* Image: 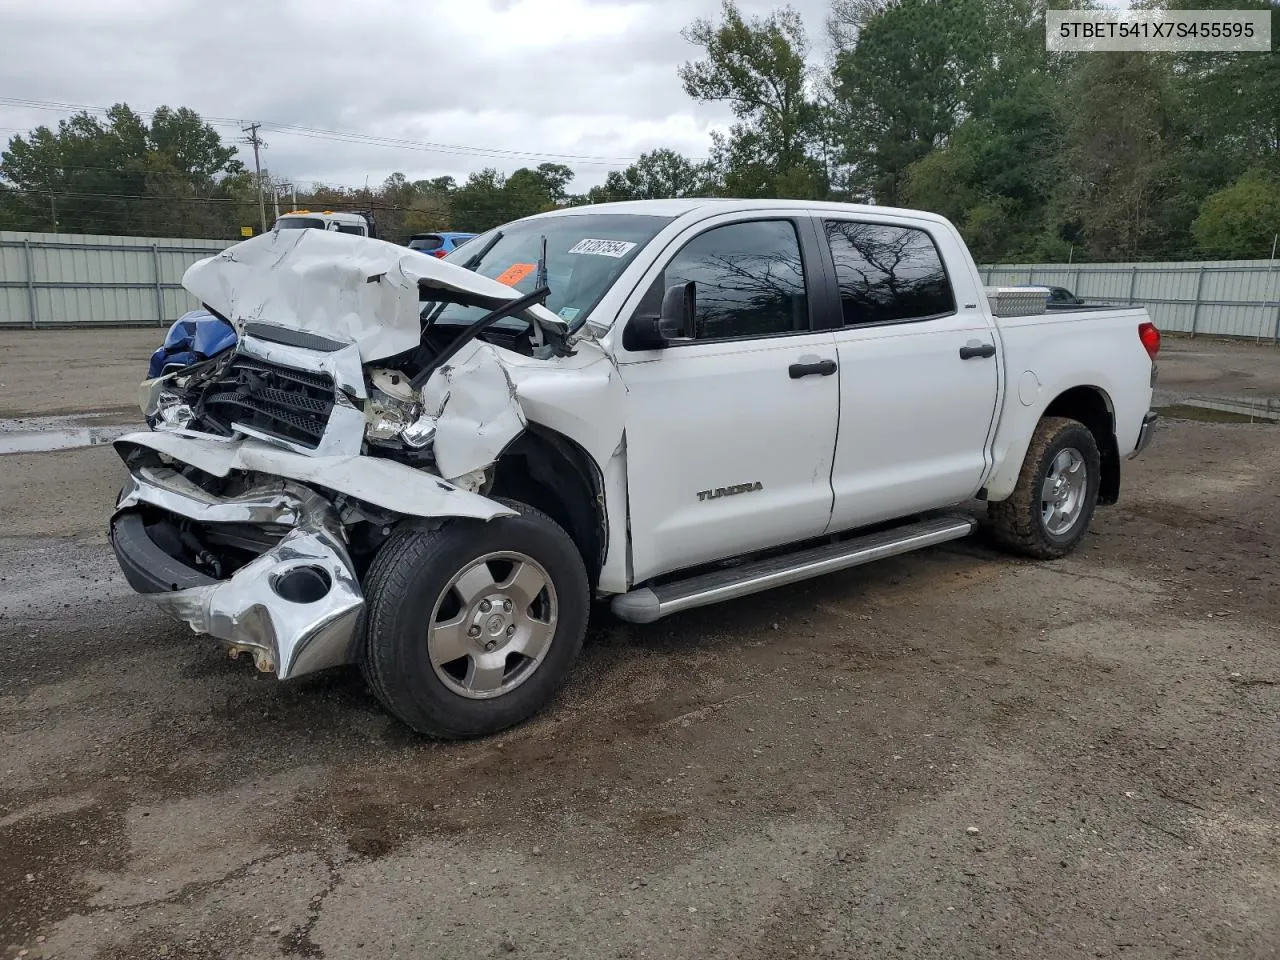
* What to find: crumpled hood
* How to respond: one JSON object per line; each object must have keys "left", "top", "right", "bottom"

{"left": 182, "top": 228, "right": 569, "bottom": 362}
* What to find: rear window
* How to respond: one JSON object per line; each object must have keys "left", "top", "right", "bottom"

{"left": 409, "top": 235, "right": 443, "bottom": 251}
{"left": 823, "top": 220, "right": 956, "bottom": 326}
{"left": 275, "top": 217, "right": 325, "bottom": 231}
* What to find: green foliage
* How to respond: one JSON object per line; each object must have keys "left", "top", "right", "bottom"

{"left": 586, "top": 149, "right": 716, "bottom": 202}
{"left": 679, "top": 1, "right": 828, "bottom": 198}
{"left": 447, "top": 163, "right": 579, "bottom": 233}
{"left": 1193, "top": 169, "right": 1280, "bottom": 259}
{"left": 0, "top": 103, "right": 246, "bottom": 237}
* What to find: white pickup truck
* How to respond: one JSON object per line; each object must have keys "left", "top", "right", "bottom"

{"left": 108, "top": 199, "right": 1160, "bottom": 738}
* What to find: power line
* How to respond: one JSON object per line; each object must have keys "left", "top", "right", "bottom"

{"left": 3, "top": 185, "right": 410, "bottom": 209}
{"left": 0, "top": 95, "right": 695, "bottom": 166}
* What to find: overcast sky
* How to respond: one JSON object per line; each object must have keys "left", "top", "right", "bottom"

{"left": 0, "top": 0, "right": 837, "bottom": 193}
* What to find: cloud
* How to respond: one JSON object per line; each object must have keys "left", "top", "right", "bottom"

{"left": 0, "top": 0, "right": 833, "bottom": 191}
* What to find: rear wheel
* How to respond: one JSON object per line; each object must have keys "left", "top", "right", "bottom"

{"left": 360, "top": 500, "right": 589, "bottom": 739}
{"left": 987, "top": 416, "right": 1101, "bottom": 560}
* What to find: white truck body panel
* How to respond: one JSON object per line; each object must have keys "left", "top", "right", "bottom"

{"left": 582, "top": 199, "right": 1154, "bottom": 585}
{"left": 982, "top": 306, "right": 1154, "bottom": 500}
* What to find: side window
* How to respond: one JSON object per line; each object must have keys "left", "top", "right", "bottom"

{"left": 664, "top": 220, "right": 809, "bottom": 341}
{"left": 336, "top": 224, "right": 365, "bottom": 236}
{"left": 823, "top": 220, "right": 955, "bottom": 326}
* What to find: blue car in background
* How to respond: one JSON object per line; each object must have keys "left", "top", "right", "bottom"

{"left": 407, "top": 231, "right": 477, "bottom": 258}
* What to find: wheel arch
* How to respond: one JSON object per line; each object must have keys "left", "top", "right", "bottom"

{"left": 487, "top": 424, "right": 607, "bottom": 591}
{"left": 1041, "top": 385, "right": 1120, "bottom": 505}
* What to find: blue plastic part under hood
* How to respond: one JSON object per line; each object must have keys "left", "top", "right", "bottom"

{"left": 147, "top": 310, "right": 238, "bottom": 379}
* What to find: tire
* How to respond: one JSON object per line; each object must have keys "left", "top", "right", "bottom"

{"left": 987, "top": 416, "right": 1101, "bottom": 560}
{"left": 360, "top": 499, "right": 589, "bottom": 739}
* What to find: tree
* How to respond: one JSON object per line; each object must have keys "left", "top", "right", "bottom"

{"left": 679, "top": 1, "right": 827, "bottom": 198}
{"left": 1055, "top": 52, "right": 1178, "bottom": 260}
{"left": 0, "top": 103, "right": 243, "bottom": 237}
{"left": 1193, "top": 169, "right": 1280, "bottom": 259}
{"left": 831, "top": 0, "right": 1030, "bottom": 205}
{"left": 449, "top": 165, "right": 577, "bottom": 232}
{"left": 901, "top": 74, "right": 1061, "bottom": 262}
{"left": 587, "top": 149, "right": 714, "bottom": 202}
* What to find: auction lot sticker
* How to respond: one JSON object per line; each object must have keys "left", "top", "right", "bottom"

{"left": 569, "top": 239, "right": 637, "bottom": 258}
{"left": 1047, "top": 9, "right": 1271, "bottom": 52}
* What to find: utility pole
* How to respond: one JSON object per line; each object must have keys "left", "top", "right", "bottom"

{"left": 49, "top": 193, "right": 57, "bottom": 234}
{"left": 275, "top": 181, "right": 294, "bottom": 220}
{"left": 241, "top": 122, "right": 267, "bottom": 233}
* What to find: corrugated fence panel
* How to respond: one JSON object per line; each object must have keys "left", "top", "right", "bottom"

{"left": 3, "top": 231, "right": 1279, "bottom": 339}
{"left": 0, "top": 230, "right": 234, "bottom": 327}
{"left": 981, "top": 259, "right": 1280, "bottom": 341}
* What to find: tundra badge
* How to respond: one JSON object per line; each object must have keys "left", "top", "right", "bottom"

{"left": 697, "top": 482, "right": 763, "bottom": 502}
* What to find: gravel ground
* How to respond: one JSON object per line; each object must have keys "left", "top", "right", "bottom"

{"left": 0, "top": 331, "right": 1277, "bottom": 960}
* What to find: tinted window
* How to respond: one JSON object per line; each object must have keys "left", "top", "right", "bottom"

{"left": 274, "top": 217, "right": 325, "bottom": 230}
{"left": 823, "top": 220, "right": 955, "bottom": 326}
{"left": 336, "top": 223, "right": 365, "bottom": 235}
{"left": 664, "top": 220, "right": 808, "bottom": 340}
{"left": 410, "top": 235, "right": 443, "bottom": 251}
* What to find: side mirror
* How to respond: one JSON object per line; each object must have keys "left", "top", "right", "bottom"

{"left": 623, "top": 281, "right": 695, "bottom": 351}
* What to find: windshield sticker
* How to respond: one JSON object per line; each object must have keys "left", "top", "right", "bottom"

{"left": 558, "top": 307, "right": 581, "bottom": 321}
{"left": 494, "top": 263, "right": 536, "bottom": 287}
{"left": 568, "top": 239, "right": 637, "bottom": 258}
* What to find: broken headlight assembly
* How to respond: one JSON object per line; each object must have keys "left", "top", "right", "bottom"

{"left": 364, "top": 371, "right": 437, "bottom": 452}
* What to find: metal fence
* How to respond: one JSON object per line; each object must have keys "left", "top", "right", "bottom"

{"left": 0, "top": 230, "right": 235, "bottom": 328}
{"left": 3, "top": 229, "right": 1280, "bottom": 339}
{"left": 981, "top": 259, "right": 1280, "bottom": 342}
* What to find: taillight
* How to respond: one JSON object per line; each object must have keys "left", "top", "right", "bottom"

{"left": 1138, "top": 321, "right": 1160, "bottom": 361}
{"left": 432, "top": 249, "right": 447, "bottom": 258}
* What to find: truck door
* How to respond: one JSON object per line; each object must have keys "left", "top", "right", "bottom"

{"left": 815, "top": 215, "right": 1000, "bottom": 533}
{"left": 612, "top": 214, "right": 840, "bottom": 584}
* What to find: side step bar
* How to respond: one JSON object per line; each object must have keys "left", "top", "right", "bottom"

{"left": 610, "top": 514, "right": 976, "bottom": 624}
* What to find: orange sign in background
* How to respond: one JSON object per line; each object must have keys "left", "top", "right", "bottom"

{"left": 494, "top": 263, "right": 536, "bottom": 287}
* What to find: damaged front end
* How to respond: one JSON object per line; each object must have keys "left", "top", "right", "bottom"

{"left": 110, "top": 228, "right": 572, "bottom": 680}
{"left": 111, "top": 463, "right": 363, "bottom": 677}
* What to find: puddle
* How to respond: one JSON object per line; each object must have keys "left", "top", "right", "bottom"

{"left": 1156, "top": 397, "right": 1280, "bottom": 424}
{"left": 0, "top": 414, "right": 138, "bottom": 455}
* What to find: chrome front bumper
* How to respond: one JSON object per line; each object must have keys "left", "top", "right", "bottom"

{"left": 109, "top": 464, "right": 364, "bottom": 679}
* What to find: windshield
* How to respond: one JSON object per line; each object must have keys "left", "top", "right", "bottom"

{"left": 427, "top": 213, "right": 673, "bottom": 333}
{"left": 275, "top": 217, "right": 325, "bottom": 230}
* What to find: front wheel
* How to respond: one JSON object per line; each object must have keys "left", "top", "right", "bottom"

{"left": 987, "top": 416, "right": 1101, "bottom": 560}
{"left": 360, "top": 500, "right": 589, "bottom": 739}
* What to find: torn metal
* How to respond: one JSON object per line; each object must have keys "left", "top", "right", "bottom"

{"left": 419, "top": 339, "right": 528, "bottom": 481}
{"left": 113, "top": 465, "right": 363, "bottom": 679}
{"left": 113, "top": 431, "right": 517, "bottom": 522}
{"left": 182, "top": 227, "right": 569, "bottom": 363}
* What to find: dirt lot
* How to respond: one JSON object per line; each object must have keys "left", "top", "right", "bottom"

{"left": 1, "top": 331, "right": 1277, "bottom": 960}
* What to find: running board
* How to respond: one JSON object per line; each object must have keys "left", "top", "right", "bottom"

{"left": 610, "top": 514, "right": 976, "bottom": 624}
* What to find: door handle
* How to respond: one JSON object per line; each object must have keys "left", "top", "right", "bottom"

{"left": 959, "top": 341, "right": 996, "bottom": 360}
{"left": 789, "top": 359, "right": 837, "bottom": 378}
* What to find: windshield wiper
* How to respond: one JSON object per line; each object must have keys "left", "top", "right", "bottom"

{"left": 535, "top": 235, "right": 548, "bottom": 290}
{"left": 461, "top": 230, "right": 502, "bottom": 271}
{"left": 410, "top": 286, "right": 552, "bottom": 390}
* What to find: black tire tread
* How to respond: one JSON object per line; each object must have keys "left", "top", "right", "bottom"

{"left": 987, "top": 416, "right": 1099, "bottom": 560}
{"left": 359, "top": 498, "right": 589, "bottom": 739}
